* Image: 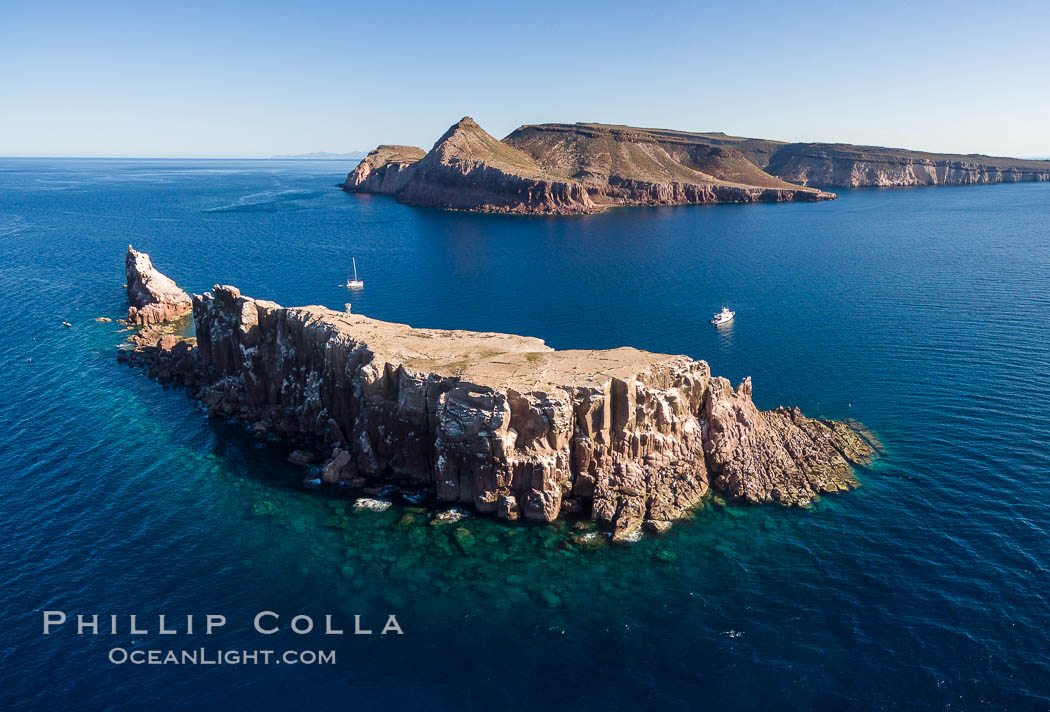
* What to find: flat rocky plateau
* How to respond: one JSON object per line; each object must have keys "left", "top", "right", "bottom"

{"left": 341, "top": 118, "right": 834, "bottom": 214}
{"left": 120, "top": 249, "right": 877, "bottom": 541}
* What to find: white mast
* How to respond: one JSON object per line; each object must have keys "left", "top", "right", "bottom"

{"left": 346, "top": 257, "right": 363, "bottom": 289}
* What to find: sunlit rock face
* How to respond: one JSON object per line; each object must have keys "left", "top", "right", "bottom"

{"left": 125, "top": 246, "right": 192, "bottom": 325}
{"left": 155, "top": 284, "right": 874, "bottom": 539}
{"left": 765, "top": 144, "right": 1050, "bottom": 188}
{"left": 341, "top": 118, "right": 834, "bottom": 215}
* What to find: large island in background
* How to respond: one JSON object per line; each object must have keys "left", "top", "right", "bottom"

{"left": 341, "top": 117, "right": 835, "bottom": 214}
{"left": 341, "top": 117, "right": 1050, "bottom": 215}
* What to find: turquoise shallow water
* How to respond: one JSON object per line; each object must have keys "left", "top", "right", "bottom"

{"left": 1, "top": 158, "right": 1049, "bottom": 710}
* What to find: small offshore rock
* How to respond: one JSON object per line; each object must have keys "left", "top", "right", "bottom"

{"left": 431, "top": 508, "right": 469, "bottom": 526}
{"left": 321, "top": 448, "right": 352, "bottom": 483}
{"left": 571, "top": 531, "right": 605, "bottom": 549}
{"left": 351, "top": 497, "right": 392, "bottom": 513}
{"left": 611, "top": 528, "right": 643, "bottom": 545}
{"left": 95, "top": 317, "right": 113, "bottom": 323}
{"left": 644, "top": 520, "right": 673, "bottom": 535}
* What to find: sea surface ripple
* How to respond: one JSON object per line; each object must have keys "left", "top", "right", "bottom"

{"left": 1, "top": 158, "right": 1048, "bottom": 710}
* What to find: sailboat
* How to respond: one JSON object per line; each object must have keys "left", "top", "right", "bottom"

{"left": 345, "top": 257, "right": 364, "bottom": 290}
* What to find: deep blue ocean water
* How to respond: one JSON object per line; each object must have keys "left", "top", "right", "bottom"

{"left": 1, "top": 158, "right": 1048, "bottom": 711}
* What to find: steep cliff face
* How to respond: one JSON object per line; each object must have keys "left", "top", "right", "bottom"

{"left": 122, "top": 282, "right": 878, "bottom": 538}
{"left": 124, "top": 246, "right": 192, "bottom": 325}
{"left": 765, "top": 143, "right": 1050, "bottom": 188}
{"left": 339, "top": 145, "right": 424, "bottom": 193}
{"left": 395, "top": 117, "right": 598, "bottom": 213}
{"left": 341, "top": 118, "right": 833, "bottom": 214}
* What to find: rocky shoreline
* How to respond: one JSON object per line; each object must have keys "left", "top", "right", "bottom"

{"left": 119, "top": 249, "right": 877, "bottom": 541}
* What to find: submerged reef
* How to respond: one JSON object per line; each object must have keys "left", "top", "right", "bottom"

{"left": 119, "top": 252, "right": 876, "bottom": 541}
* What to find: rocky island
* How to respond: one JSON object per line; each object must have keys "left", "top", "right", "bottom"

{"left": 121, "top": 250, "right": 877, "bottom": 540}
{"left": 343, "top": 119, "right": 1050, "bottom": 214}
{"left": 341, "top": 118, "right": 834, "bottom": 214}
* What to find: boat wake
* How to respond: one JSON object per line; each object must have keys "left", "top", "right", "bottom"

{"left": 203, "top": 189, "right": 323, "bottom": 213}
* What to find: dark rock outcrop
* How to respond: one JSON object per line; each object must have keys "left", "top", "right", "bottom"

{"left": 125, "top": 278, "right": 876, "bottom": 539}
{"left": 341, "top": 118, "right": 834, "bottom": 215}
{"left": 125, "top": 246, "right": 192, "bottom": 325}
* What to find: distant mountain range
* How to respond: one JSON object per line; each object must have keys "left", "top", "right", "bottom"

{"left": 271, "top": 151, "right": 367, "bottom": 160}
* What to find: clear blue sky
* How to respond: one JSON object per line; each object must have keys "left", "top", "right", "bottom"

{"left": 3, "top": 0, "right": 1048, "bottom": 158}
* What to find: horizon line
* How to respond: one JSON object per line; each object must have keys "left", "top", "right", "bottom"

{"left": 0, "top": 155, "right": 366, "bottom": 161}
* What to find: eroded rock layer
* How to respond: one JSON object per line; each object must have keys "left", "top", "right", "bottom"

{"left": 131, "top": 280, "right": 875, "bottom": 538}
{"left": 764, "top": 143, "right": 1050, "bottom": 188}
